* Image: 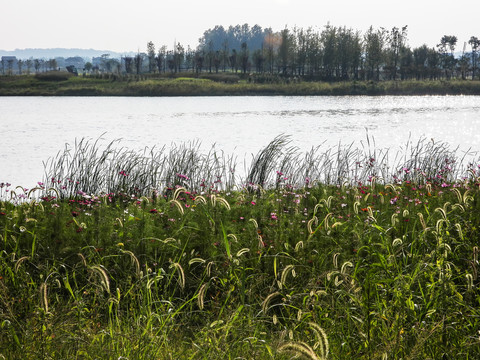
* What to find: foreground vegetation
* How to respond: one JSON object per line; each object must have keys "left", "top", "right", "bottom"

{"left": 2, "top": 73, "right": 480, "bottom": 96}
{"left": 1, "top": 137, "right": 480, "bottom": 359}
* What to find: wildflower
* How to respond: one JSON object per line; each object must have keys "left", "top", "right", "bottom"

{"left": 251, "top": 201, "right": 256, "bottom": 205}
{"left": 149, "top": 208, "right": 158, "bottom": 214}
{"left": 270, "top": 212, "right": 278, "bottom": 220}
{"left": 176, "top": 173, "right": 190, "bottom": 180}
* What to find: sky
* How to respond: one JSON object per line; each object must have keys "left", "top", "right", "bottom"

{"left": 2, "top": 0, "right": 479, "bottom": 54}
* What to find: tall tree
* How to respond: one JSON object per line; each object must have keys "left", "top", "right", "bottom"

{"left": 147, "top": 41, "right": 156, "bottom": 73}
{"left": 48, "top": 58, "right": 58, "bottom": 71}
{"left": 221, "top": 39, "right": 229, "bottom": 72}
{"left": 240, "top": 42, "right": 249, "bottom": 74}
{"left": 386, "top": 26, "right": 408, "bottom": 80}
{"left": 34, "top": 59, "right": 42, "bottom": 73}
{"left": 229, "top": 49, "right": 237, "bottom": 73}
{"left": 84, "top": 61, "right": 93, "bottom": 73}
{"left": 295, "top": 27, "right": 308, "bottom": 76}
{"left": 25, "top": 59, "right": 33, "bottom": 75}
{"left": 17, "top": 59, "right": 23, "bottom": 75}
{"left": 195, "top": 50, "right": 205, "bottom": 73}
{"left": 134, "top": 53, "right": 143, "bottom": 75}
{"left": 336, "top": 26, "right": 362, "bottom": 80}
{"left": 278, "top": 28, "right": 294, "bottom": 75}
{"left": 206, "top": 40, "right": 214, "bottom": 73}
{"left": 427, "top": 47, "right": 441, "bottom": 80}
{"left": 123, "top": 57, "right": 134, "bottom": 74}
{"left": 252, "top": 48, "right": 265, "bottom": 73}
{"left": 264, "top": 29, "right": 280, "bottom": 74}
{"left": 413, "top": 45, "right": 428, "bottom": 80}
{"left": 156, "top": 46, "right": 167, "bottom": 73}
{"left": 438, "top": 35, "right": 457, "bottom": 79}
{"left": 364, "top": 26, "right": 386, "bottom": 81}
{"left": 184, "top": 46, "right": 194, "bottom": 72}
{"left": 174, "top": 42, "right": 184, "bottom": 73}
{"left": 305, "top": 28, "right": 322, "bottom": 77}
{"left": 6, "top": 59, "right": 14, "bottom": 75}
{"left": 469, "top": 36, "right": 480, "bottom": 80}
{"left": 399, "top": 46, "right": 413, "bottom": 80}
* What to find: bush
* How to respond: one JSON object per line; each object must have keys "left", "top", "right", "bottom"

{"left": 35, "top": 71, "right": 74, "bottom": 81}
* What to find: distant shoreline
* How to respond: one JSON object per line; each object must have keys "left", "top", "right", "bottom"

{"left": 1, "top": 73, "right": 480, "bottom": 96}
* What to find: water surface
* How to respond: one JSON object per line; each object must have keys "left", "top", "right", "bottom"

{"left": 1, "top": 95, "right": 479, "bottom": 188}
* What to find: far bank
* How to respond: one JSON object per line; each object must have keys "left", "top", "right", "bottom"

{"left": 1, "top": 73, "right": 480, "bottom": 96}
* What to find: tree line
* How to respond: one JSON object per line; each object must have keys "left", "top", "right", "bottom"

{"left": 127, "top": 24, "right": 480, "bottom": 81}
{"left": 3, "top": 23, "right": 480, "bottom": 81}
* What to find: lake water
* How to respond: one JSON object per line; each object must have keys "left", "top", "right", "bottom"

{"left": 1, "top": 95, "right": 479, "bottom": 189}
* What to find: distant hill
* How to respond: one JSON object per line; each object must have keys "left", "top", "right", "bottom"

{"left": 0, "top": 48, "right": 135, "bottom": 60}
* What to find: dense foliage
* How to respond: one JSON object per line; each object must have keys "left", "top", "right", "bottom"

{"left": 1, "top": 137, "right": 480, "bottom": 359}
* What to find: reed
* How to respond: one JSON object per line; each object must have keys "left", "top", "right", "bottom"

{"left": 41, "top": 135, "right": 479, "bottom": 201}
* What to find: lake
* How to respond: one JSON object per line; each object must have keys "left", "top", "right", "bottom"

{"left": 1, "top": 95, "right": 479, "bottom": 189}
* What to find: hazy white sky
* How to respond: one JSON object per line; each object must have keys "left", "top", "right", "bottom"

{"left": 2, "top": 0, "right": 479, "bottom": 53}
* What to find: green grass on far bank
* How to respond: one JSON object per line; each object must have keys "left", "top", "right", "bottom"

{"left": 2, "top": 72, "right": 480, "bottom": 96}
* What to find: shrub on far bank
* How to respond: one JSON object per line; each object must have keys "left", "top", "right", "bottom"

{"left": 34, "top": 71, "right": 74, "bottom": 81}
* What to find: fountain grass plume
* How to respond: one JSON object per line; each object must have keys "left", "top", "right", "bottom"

{"left": 41, "top": 135, "right": 479, "bottom": 199}
{"left": 246, "top": 134, "right": 295, "bottom": 187}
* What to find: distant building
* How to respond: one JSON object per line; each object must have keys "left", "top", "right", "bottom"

{"left": 1, "top": 56, "right": 18, "bottom": 74}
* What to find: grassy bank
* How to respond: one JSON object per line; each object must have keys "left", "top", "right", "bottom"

{"left": 2, "top": 73, "right": 480, "bottom": 96}
{"left": 1, "top": 137, "right": 480, "bottom": 359}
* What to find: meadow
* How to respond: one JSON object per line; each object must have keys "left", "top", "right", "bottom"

{"left": 2, "top": 72, "right": 480, "bottom": 96}
{"left": 1, "top": 136, "right": 480, "bottom": 359}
